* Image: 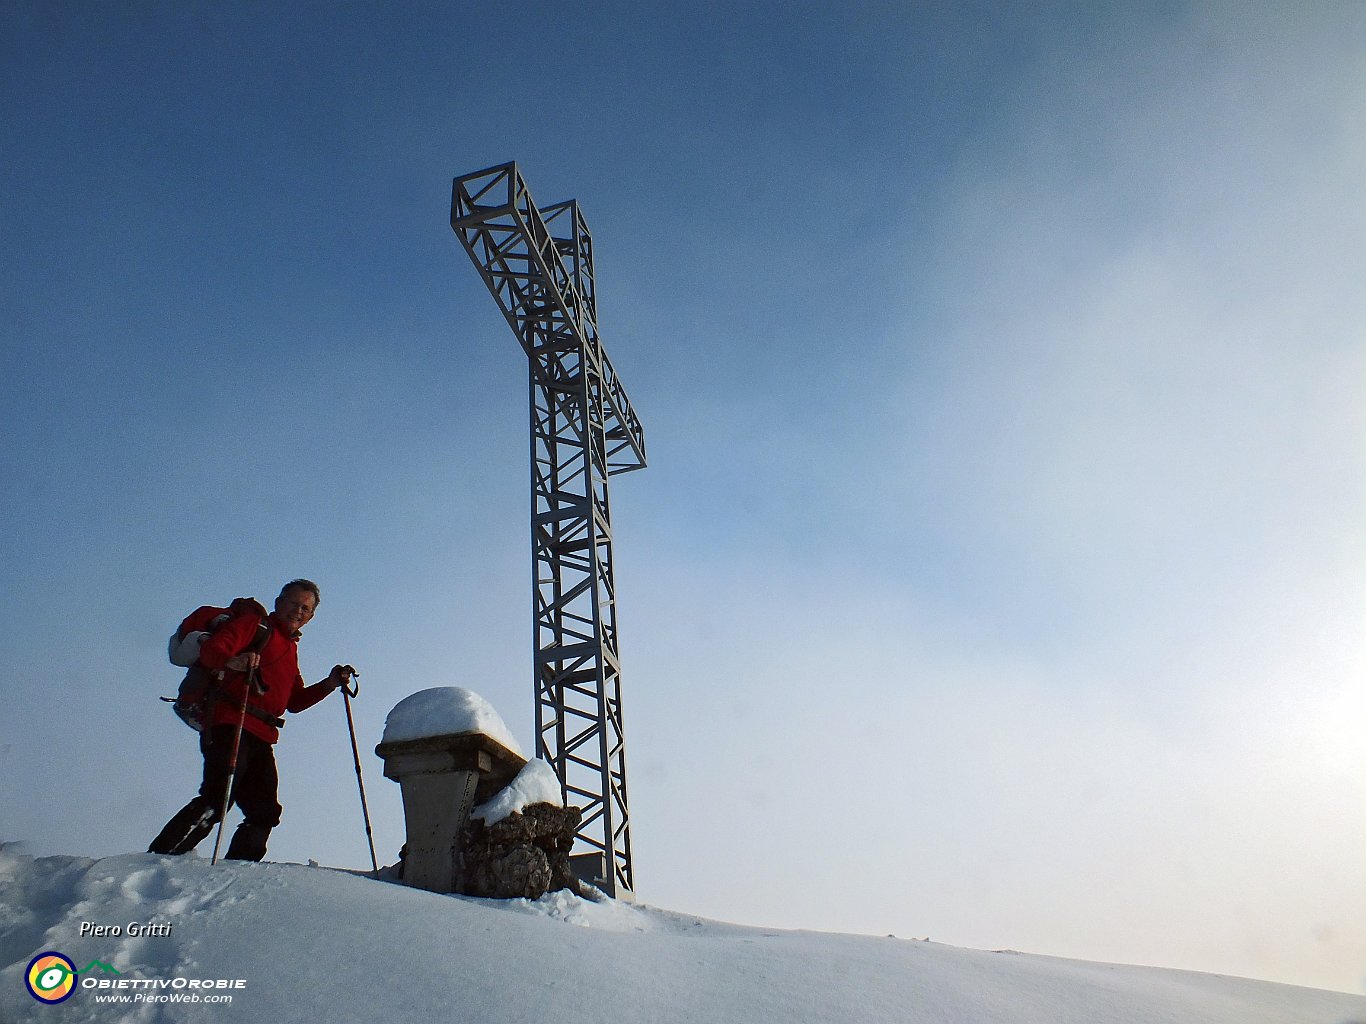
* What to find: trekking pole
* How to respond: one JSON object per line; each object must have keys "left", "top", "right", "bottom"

{"left": 209, "top": 665, "right": 256, "bottom": 866}
{"left": 340, "top": 668, "right": 380, "bottom": 878}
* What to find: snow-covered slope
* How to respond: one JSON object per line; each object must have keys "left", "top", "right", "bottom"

{"left": 1, "top": 848, "right": 1361, "bottom": 1024}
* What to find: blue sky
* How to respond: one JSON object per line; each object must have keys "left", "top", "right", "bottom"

{"left": 3, "top": 1, "right": 1363, "bottom": 995}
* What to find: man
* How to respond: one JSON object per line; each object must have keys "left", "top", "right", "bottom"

{"left": 149, "top": 579, "right": 352, "bottom": 861}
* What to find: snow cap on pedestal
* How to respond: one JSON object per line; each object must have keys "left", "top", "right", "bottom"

{"left": 380, "top": 686, "right": 524, "bottom": 756}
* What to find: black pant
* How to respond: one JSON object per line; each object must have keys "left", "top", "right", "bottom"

{"left": 148, "top": 724, "right": 283, "bottom": 860}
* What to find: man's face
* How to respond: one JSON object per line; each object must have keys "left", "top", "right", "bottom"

{"left": 274, "top": 587, "right": 317, "bottom": 634}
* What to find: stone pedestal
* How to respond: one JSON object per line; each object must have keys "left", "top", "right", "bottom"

{"left": 375, "top": 731, "right": 525, "bottom": 893}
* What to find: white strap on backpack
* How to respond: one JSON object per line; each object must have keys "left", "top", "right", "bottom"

{"left": 168, "top": 631, "right": 209, "bottom": 667}
{"left": 167, "top": 613, "right": 233, "bottom": 667}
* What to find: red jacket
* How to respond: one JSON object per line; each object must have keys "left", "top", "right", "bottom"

{"left": 198, "top": 614, "right": 333, "bottom": 744}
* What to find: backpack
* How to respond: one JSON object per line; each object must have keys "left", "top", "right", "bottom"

{"left": 163, "top": 598, "right": 269, "bottom": 731}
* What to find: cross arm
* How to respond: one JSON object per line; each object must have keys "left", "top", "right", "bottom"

{"left": 451, "top": 162, "right": 646, "bottom": 473}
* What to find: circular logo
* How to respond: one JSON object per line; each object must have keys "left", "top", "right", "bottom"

{"left": 26, "top": 952, "right": 77, "bottom": 1004}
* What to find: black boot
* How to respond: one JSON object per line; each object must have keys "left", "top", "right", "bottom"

{"left": 225, "top": 823, "right": 271, "bottom": 862}
{"left": 149, "top": 799, "right": 217, "bottom": 855}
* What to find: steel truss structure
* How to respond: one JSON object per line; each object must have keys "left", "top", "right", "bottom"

{"left": 451, "top": 162, "right": 645, "bottom": 898}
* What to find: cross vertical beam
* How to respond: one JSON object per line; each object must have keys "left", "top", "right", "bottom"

{"left": 451, "top": 162, "right": 644, "bottom": 897}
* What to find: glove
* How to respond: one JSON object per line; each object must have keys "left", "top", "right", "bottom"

{"left": 328, "top": 665, "right": 357, "bottom": 692}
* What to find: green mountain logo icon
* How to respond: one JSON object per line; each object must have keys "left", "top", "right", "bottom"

{"left": 80, "top": 960, "right": 120, "bottom": 975}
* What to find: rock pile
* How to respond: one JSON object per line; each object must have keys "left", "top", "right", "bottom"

{"left": 457, "top": 802, "right": 584, "bottom": 899}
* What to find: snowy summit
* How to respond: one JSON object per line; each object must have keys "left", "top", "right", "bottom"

{"left": 0, "top": 846, "right": 1362, "bottom": 1024}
